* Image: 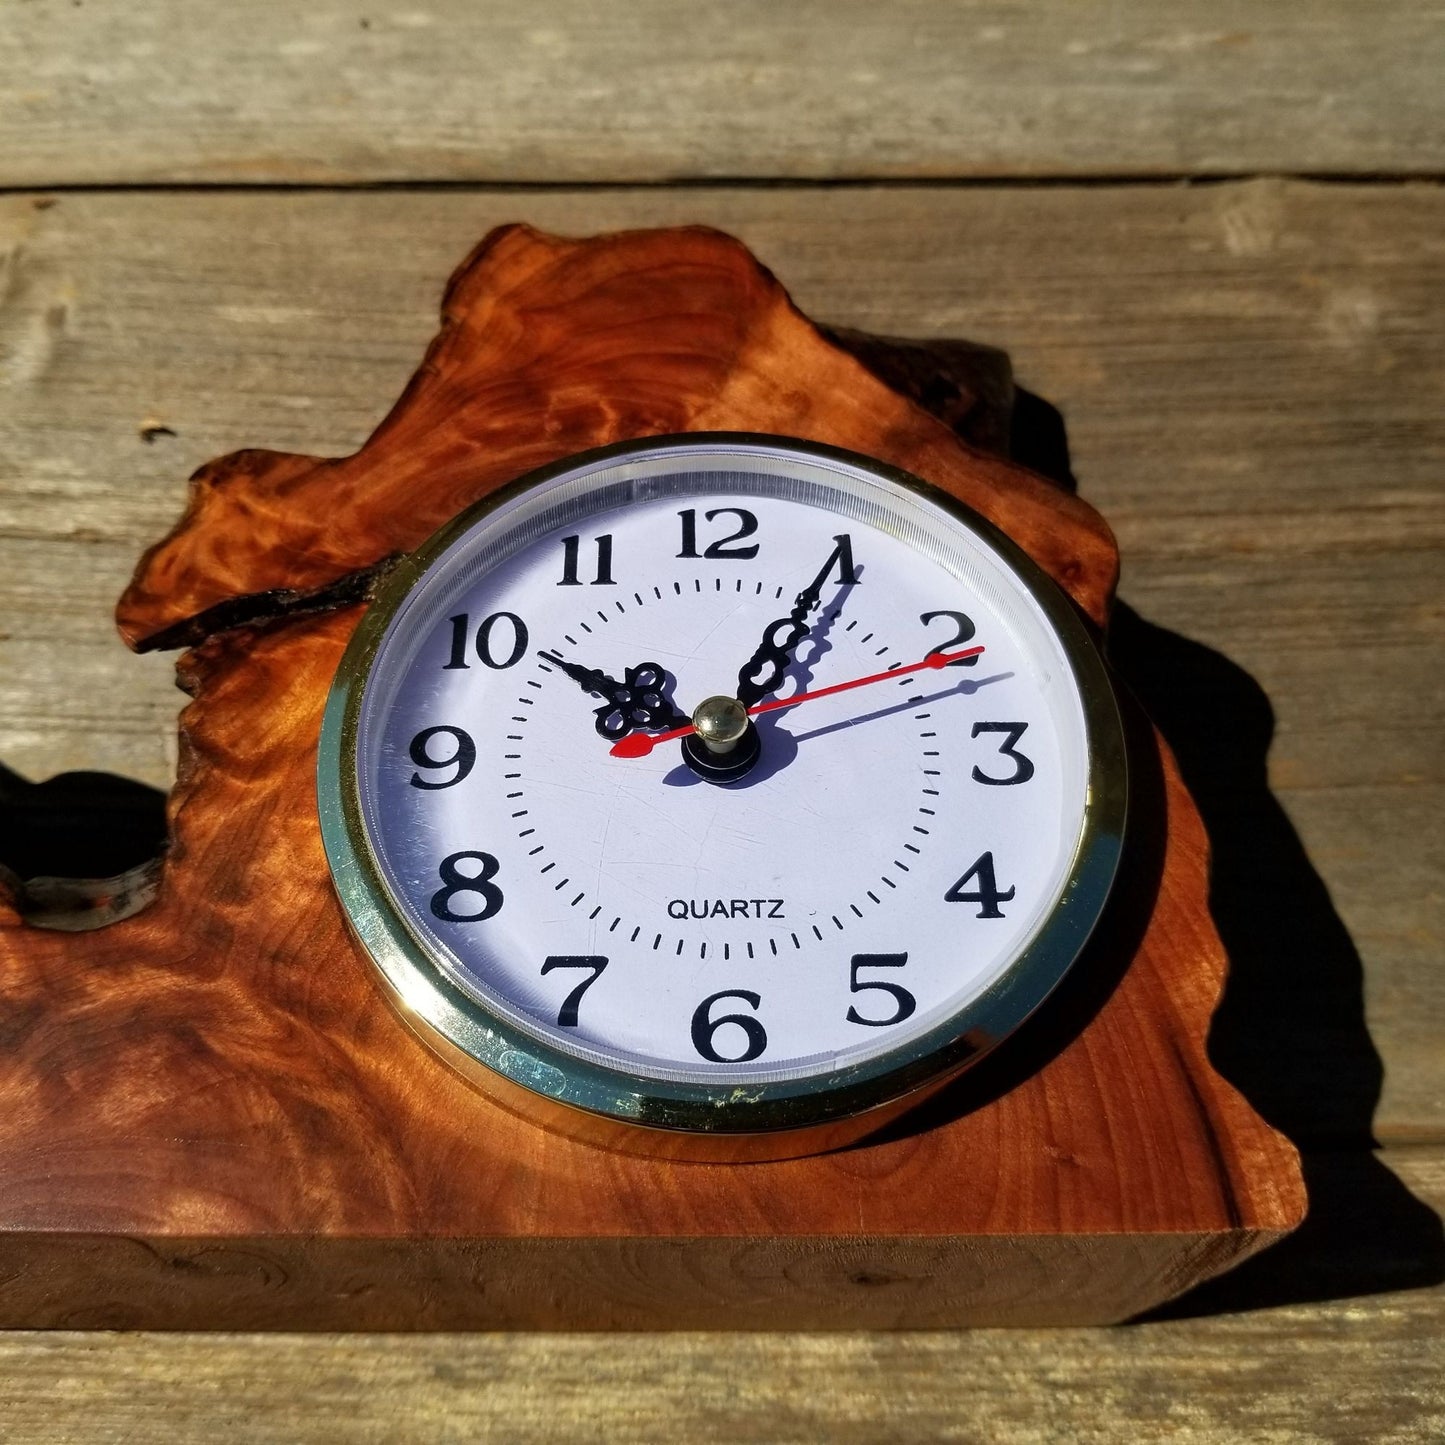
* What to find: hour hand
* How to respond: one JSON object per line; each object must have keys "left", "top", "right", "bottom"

{"left": 538, "top": 651, "right": 688, "bottom": 741}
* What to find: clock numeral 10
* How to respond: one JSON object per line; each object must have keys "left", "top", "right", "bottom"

{"left": 442, "top": 611, "right": 529, "bottom": 670}
{"left": 558, "top": 533, "right": 615, "bottom": 586}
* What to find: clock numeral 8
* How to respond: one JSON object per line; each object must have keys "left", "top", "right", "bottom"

{"left": 690, "top": 989, "right": 767, "bottom": 1063}
{"left": 429, "top": 850, "right": 504, "bottom": 922}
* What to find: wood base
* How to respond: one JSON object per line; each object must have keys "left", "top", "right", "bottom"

{"left": 0, "top": 224, "right": 1305, "bottom": 1327}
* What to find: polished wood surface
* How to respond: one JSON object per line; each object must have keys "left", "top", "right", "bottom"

{"left": 0, "top": 224, "right": 1302, "bottom": 1327}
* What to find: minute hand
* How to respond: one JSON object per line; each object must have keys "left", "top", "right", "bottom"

{"left": 610, "top": 645, "right": 986, "bottom": 758}
{"left": 734, "top": 536, "right": 852, "bottom": 708}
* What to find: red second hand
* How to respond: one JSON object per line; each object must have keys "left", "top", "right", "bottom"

{"left": 609, "top": 645, "right": 986, "bottom": 758}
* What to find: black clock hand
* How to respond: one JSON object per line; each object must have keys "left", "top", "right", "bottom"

{"left": 538, "top": 650, "right": 689, "bottom": 742}
{"left": 735, "top": 534, "right": 853, "bottom": 708}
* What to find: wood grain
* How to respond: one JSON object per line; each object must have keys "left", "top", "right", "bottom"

{"left": 1, "top": 1, "right": 1441, "bottom": 186}
{"left": 0, "top": 1148, "right": 1437, "bottom": 1442}
{"left": 2, "top": 181, "right": 1438, "bottom": 1140}
{"left": 0, "top": 222, "right": 1302, "bottom": 1327}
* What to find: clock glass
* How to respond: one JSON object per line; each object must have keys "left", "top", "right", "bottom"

{"left": 319, "top": 435, "right": 1125, "bottom": 1151}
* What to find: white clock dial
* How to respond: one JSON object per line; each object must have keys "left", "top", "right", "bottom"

{"left": 320, "top": 436, "right": 1125, "bottom": 1146}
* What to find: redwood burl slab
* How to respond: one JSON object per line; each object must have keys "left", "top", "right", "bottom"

{"left": 0, "top": 225, "right": 1303, "bottom": 1328}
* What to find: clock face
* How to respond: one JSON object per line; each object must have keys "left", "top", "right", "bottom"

{"left": 319, "top": 435, "right": 1125, "bottom": 1146}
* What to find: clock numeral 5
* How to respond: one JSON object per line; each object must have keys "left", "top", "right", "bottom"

{"left": 846, "top": 953, "right": 917, "bottom": 1027}
{"left": 541, "top": 956, "right": 610, "bottom": 1027}
{"left": 944, "top": 851, "right": 1015, "bottom": 918}
{"left": 691, "top": 989, "right": 767, "bottom": 1063}
{"left": 408, "top": 725, "right": 476, "bottom": 789}
{"left": 971, "top": 721, "right": 1035, "bottom": 785}
{"left": 676, "top": 507, "right": 760, "bottom": 560}
{"left": 443, "top": 611, "right": 529, "bottom": 670}
{"left": 429, "top": 850, "right": 504, "bottom": 922}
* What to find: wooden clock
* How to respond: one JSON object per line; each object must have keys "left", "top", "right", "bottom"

{"left": 0, "top": 224, "right": 1305, "bottom": 1327}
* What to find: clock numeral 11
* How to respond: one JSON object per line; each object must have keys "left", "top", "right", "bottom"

{"left": 558, "top": 533, "right": 615, "bottom": 586}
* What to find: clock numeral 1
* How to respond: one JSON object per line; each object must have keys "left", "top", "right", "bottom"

{"left": 845, "top": 953, "right": 917, "bottom": 1027}
{"left": 429, "top": 850, "right": 504, "bottom": 922}
{"left": 676, "top": 507, "right": 760, "bottom": 560}
{"left": 971, "top": 721, "right": 1035, "bottom": 785}
{"left": 944, "top": 851, "right": 1016, "bottom": 918}
{"left": 690, "top": 989, "right": 767, "bottom": 1063}
{"left": 442, "top": 612, "right": 530, "bottom": 670}
{"left": 541, "top": 956, "right": 610, "bottom": 1028}
{"left": 559, "top": 533, "right": 615, "bottom": 586}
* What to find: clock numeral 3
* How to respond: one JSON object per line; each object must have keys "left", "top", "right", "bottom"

{"left": 429, "top": 850, "right": 505, "bottom": 922}
{"left": 920, "top": 609, "right": 979, "bottom": 666}
{"left": 408, "top": 725, "right": 476, "bottom": 789}
{"left": 443, "top": 611, "right": 530, "bottom": 670}
{"left": 690, "top": 989, "right": 767, "bottom": 1063}
{"left": 944, "top": 851, "right": 1015, "bottom": 918}
{"left": 676, "top": 507, "right": 761, "bottom": 560}
{"left": 559, "top": 533, "right": 615, "bottom": 586}
{"left": 541, "top": 956, "right": 610, "bottom": 1027}
{"left": 971, "top": 721, "right": 1035, "bottom": 785}
{"left": 845, "top": 953, "right": 917, "bottom": 1027}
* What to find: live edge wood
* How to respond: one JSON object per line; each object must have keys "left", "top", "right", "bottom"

{"left": 0, "top": 224, "right": 1304, "bottom": 1328}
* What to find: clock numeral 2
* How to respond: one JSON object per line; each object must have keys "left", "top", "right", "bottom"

{"left": 443, "top": 612, "right": 529, "bottom": 670}
{"left": 846, "top": 954, "right": 917, "bottom": 1027}
{"left": 677, "top": 507, "right": 760, "bottom": 560}
{"left": 541, "top": 956, "right": 609, "bottom": 1027}
{"left": 429, "top": 850, "right": 504, "bottom": 922}
{"left": 691, "top": 989, "right": 767, "bottom": 1063}
{"left": 920, "top": 609, "right": 979, "bottom": 666}
{"left": 971, "top": 721, "right": 1035, "bottom": 785}
{"left": 945, "top": 851, "right": 1015, "bottom": 918}
{"left": 559, "top": 533, "right": 615, "bottom": 586}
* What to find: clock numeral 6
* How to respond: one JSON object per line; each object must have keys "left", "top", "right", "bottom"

{"left": 846, "top": 953, "right": 917, "bottom": 1027}
{"left": 971, "top": 721, "right": 1035, "bottom": 785}
{"left": 944, "top": 850, "right": 1015, "bottom": 918}
{"left": 541, "top": 955, "right": 610, "bottom": 1027}
{"left": 920, "top": 609, "right": 979, "bottom": 666}
{"left": 408, "top": 725, "right": 476, "bottom": 789}
{"left": 443, "top": 611, "right": 529, "bottom": 670}
{"left": 690, "top": 989, "right": 767, "bottom": 1063}
{"left": 429, "top": 850, "right": 504, "bottom": 922}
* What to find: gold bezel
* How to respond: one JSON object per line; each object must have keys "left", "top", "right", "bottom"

{"left": 317, "top": 433, "right": 1127, "bottom": 1158}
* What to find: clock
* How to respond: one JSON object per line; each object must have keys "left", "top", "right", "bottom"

{"left": 318, "top": 433, "right": 1127, "bottom": 1158}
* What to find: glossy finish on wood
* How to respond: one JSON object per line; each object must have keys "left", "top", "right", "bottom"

{"left": 0, "top": 224, "right": 1302, "bottom": 1326}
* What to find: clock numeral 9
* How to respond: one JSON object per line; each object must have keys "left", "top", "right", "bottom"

{"left": 559, "top": 533, "right": 615, "bottom": 586}
{"left": 690, "top": 989, "right": 767, "bottom": 1063}
{"left": 408, "top": 725, "right": 476, "bottom": 789}
{"left": 846, "top": 953, "right": 917, "bottom": 1027}
{"left": 920, "top": 609, "right": 979, "bottom": 666}
{"left": 429, "top": 850, "right": 504, "bottom": 922}
{"left": 971, "top": 721, "right": 1035, "bottom": 785}
{"left": 443, "top": 611, "right": 529, "bottom": 670}
{"left": 945, "top": 851, "right": 1015, "bottom": 918}
{"left": 676, "top": 507, "right": 760, "bottom": 560}
{"left": 541, "top": 956, "right": 610, "bottom": 1027}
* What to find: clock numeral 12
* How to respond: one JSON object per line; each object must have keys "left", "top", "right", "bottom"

{"left": 558, "top": 533, "right": 615, "bottom": 586}
{"left": 541, "top": 956, "right": 610, "bottom": 1027}
{"left": 676, "top": 507, "right": 760, "bottom": 560}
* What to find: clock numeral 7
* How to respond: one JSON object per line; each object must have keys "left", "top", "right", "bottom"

{"left": 846, "top": 954, "right": 917, "bottom": 1028}
{"left": 541, "top": 956, "right": 610, "bottom": 1028}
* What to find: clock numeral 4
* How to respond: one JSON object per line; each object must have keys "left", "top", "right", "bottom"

{"left": 919, "top": 609, "right": 979, "bottom": 666}
{"left": 559, "top": 533, "right": 615, "bottom": 586}
{"left": 408, "top": 725, "right": 476, "bottom": 789}
{"left": 945, "top": 850, "right": 1015, "bottom": 918}
{"left": 429, "top": 850, "right": 504, "bottom": 922}
{"left": 443, "top": 611, "right": 529, "bottom": 670}
{"left": 691, "top": 989, "right": 767, "bottom": 1063}
{"left": 541, "top": 956, "right": 610, "bottom": 1027}
{"left": 846, "top": 953, "right": 917, "bottom": 1027}
{"left": 676, "top": 507, "right": 760, "bottom": 560}
{"left": 971, "top": 721, "right": 1035, "bottom": 785}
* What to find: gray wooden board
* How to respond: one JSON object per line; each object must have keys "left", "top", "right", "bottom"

{"left": 1, "top": 1, "right": 1444, "bottom": 185}
{"left": 2, "top": 180, "right": 1440, "bottom": 1143}
{"left": 0, "top": 1146, "right": 1437, "bottom": 1441}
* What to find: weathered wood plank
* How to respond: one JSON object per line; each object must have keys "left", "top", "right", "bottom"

{"left": 1, "top": 1, "right": 1442, "bottom": 185}
{"left": 1, "top": 181, "right": 1440, "bottom": 1148}
{"left": 0, "top": 1147, "right": 1436, "bottom": 1441}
